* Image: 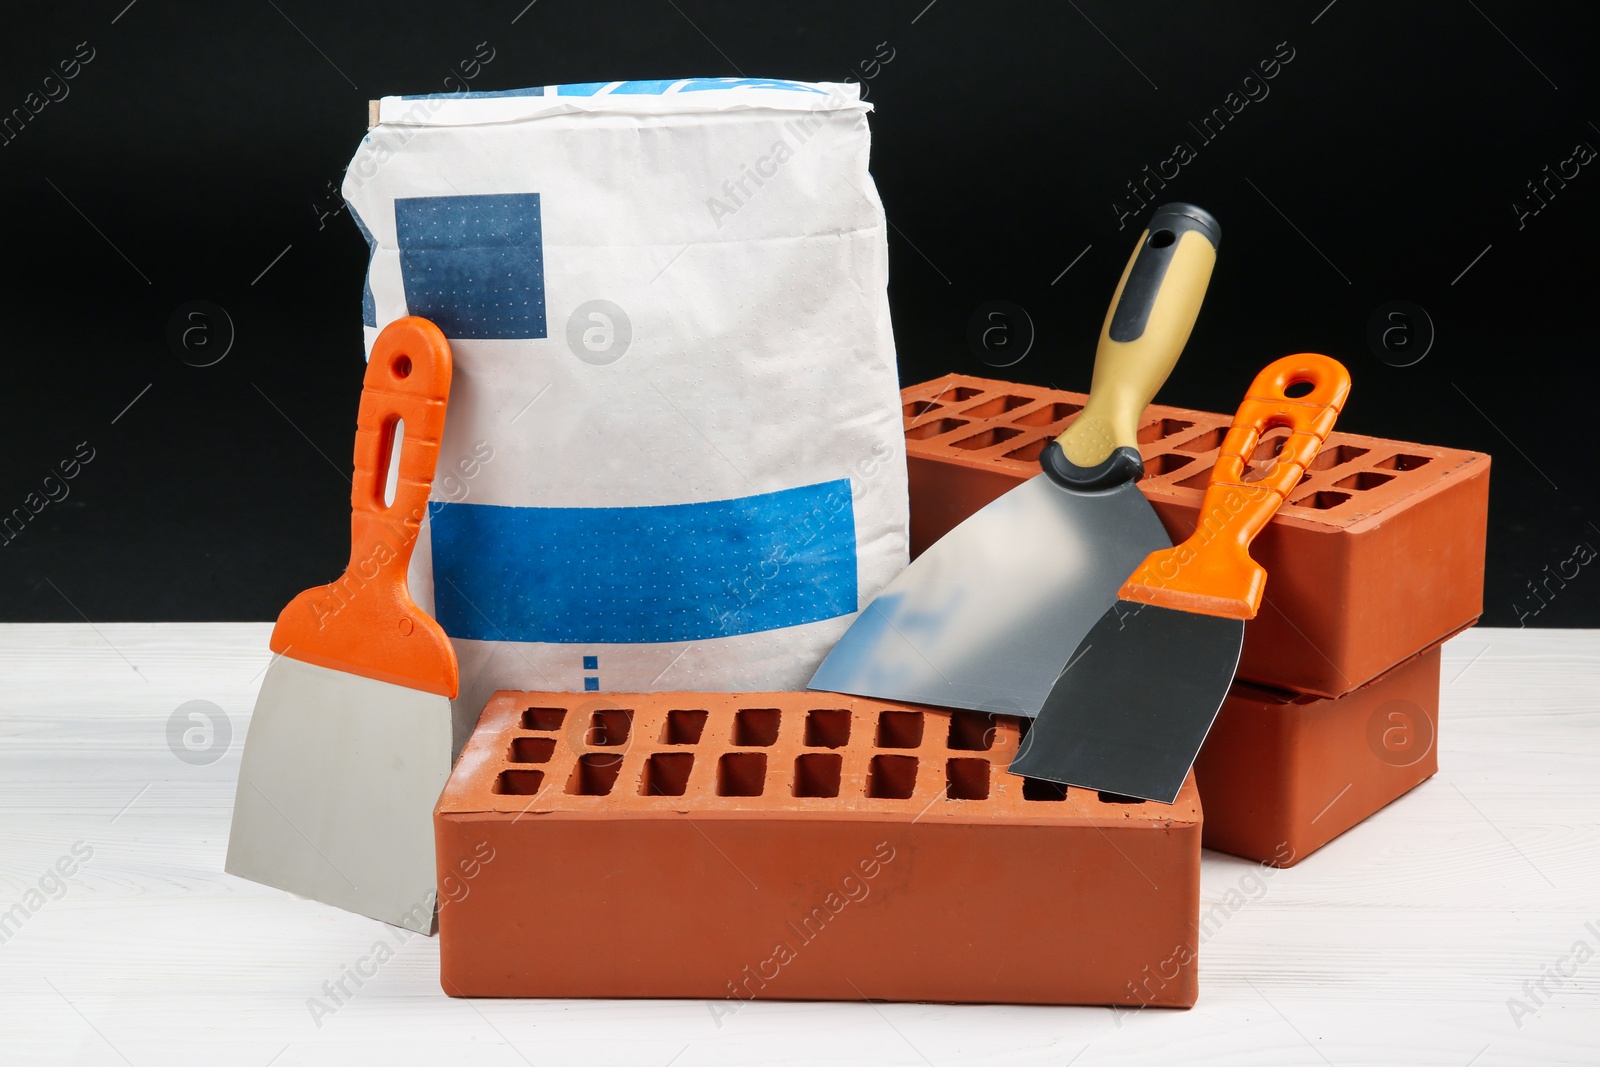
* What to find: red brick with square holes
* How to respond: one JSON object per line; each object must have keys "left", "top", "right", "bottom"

{"left": 902, "top": 374, "right": 1490, "bottom": 698}
{"left": 436, "top": 691, "right": 1201, "bottom": 1006}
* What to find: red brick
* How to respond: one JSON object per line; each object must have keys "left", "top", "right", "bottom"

{"left": 902, "top": 374, "right": 1489, "bottom": 698}
{"left": 1195, "top": 643, "right": 1442, "bottom": 866}
{"left": 437, "top": 691, "right": 1201, "bottom": 1007}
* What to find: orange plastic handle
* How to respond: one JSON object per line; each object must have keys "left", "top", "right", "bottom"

{"left": 1118, "top": 352, "right": 1351, "bottom": 620}
{"left": 270, "top": 317, "right": 459, "bottom": 697}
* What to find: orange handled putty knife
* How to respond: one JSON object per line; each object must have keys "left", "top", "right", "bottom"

{"left": 1011, "top": 352, "right": 1351, "bottom": 803}
{"left": 226, "top": 316, "right": 458, "bottom": 932}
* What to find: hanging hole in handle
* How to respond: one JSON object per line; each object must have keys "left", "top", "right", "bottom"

{"left": 1284, "top": 379, "right": 1313, "bottom": 399}
{"left": 1147, "top": 228, "right": 1176, "bottom": 249}
{"left": 382, "top": 418, "right": 405, "bottom": 508}
{"left": 392, "top": 354, "right": 413, "bottom": 379}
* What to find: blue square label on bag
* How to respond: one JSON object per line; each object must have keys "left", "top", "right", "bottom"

{"left": 395, "top": 193, "right": 546, "bottom": 339}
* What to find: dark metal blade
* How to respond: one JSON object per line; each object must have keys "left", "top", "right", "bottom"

{"left": 1008, "top": 601, "right": 1244, "bottom": 803}
{"left": 808, "top": 475, "right": 1170, "bottom": 716}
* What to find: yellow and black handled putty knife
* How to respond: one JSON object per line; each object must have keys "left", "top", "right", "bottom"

{"left": 810, "top": 203, "right": 1220, "bottom": 716}
{"left": 1012, "top": 352, "right": 1352, "bottom": 802}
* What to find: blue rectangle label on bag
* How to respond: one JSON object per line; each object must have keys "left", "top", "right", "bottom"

{"left": 429, "top": 480, "right": 858, "bottom": 644}
{"left": 395, "top": 192, "right": 547, "bottom": 340}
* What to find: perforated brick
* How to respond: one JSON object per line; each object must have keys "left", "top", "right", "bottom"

{"left": 436, "top": 691, "right": 1202, "bottom": 1006}
{"left": 902, "top": 374, "right": 1490, "bottom": 698}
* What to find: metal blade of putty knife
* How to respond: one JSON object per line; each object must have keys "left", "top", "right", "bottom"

{"left": 1011, "top": 352, "right": 1352, "bottom": 802}
{"left": 811, "top": 203, "right": 1222, "bottom": 715}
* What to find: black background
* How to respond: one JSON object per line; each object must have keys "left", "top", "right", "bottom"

{"left": 2, "top": 1, "right": 1595, "bottom": 626}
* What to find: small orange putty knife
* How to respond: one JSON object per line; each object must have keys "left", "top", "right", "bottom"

{"left": 1011, "top": 352, "right": 1352, "bottom": 803}
{"left": 226, "top": 316, "right": 458, "bottom": 932}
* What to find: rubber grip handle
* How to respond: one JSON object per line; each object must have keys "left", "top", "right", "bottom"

{"left": 269, "top": 317, "right": 459, "bottom": 698}
{"left": 1043, "top": 203, "right": 1220, "bottom": 490}
{"left": 1118, "top": 352, "right": 1352, "bottom": 620}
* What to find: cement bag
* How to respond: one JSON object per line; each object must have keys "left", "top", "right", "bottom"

{"left": 342, "top": 78, "right": 907, "bottom": 725}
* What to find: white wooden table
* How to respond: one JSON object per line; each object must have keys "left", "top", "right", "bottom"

{"left": 1, "top": 624, "right": 1596, "bottom": 1066}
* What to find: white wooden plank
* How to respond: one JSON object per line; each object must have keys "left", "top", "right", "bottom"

{"left": 0, "top": 625, "right": 1596, "bottom": 1065}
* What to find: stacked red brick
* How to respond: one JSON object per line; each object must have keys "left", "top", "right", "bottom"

{"left": 899, "top": 374, "right": 1490, "bottom": 864}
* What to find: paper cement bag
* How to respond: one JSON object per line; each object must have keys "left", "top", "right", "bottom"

{"left": 342, "top": 78, "right": 907, "bottom": 728}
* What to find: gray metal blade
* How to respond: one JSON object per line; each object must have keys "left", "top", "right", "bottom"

{"left": 1009, "top": 601, "right": 1244, "bottom": 803}
{"left": 809, "top": 474, "right": 1170, "bottom": 716}
{"left": 226, "top": 656, "right": 454, "bottom": 933}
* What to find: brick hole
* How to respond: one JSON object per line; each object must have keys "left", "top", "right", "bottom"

{"left": 1137, "top": 418, "right": 1195, "bottom": 444}
{"left": 1243, "top": 427, "right": 1291, "bottom": 482}
{"left": 1143, "top": 453, "right": 1194, "bottom": 477}
{"left": 493, "top": 769, "right": 546, "bottom": 796}
{"left": 1013, "top": 401, "right": 1082, "bottom": 427}
{"left": 960, "top": 394, "right": 1032, "bottom": 418}
{"left": 565, "top": 753, "right": 623, "bottom": 796}
{"left": 716, "top": 752, "right": 767, "bottom": 797}
{"left": 902, "top": 399, "right": 944, "bottom": 420}
{"left": 947, "top": 386, "right": 984, "bottom": 402}
{"left": 1021, "top": 777, "right": 1069, "bottom": 802}
{"left": 951, "top": 426, "right": 1025, "bottom": 451}
{"left": 1334, "top": 471, "right": 1396, "bottom": 491}
{"left": 947, "top": 711, "right": 999, "bottom": 751}
{"left": 804, "top": 709, "right": 851, "bottom": 748}
{"left": 905, "top": 417, "right": 970, "bottom": 441}
{"left": 1307, "top": 443, "right": 1370, "bottom": 470}
{"left": 1175, "top": 428, "right": 1227, "bottom": 454}
{"left": 733, "top": 708, "right": 781, "bottom": 746}
{"left": 867, "top": 754, "right": 918, "bottom": 799}
{"left": 1291, "top": 489, "right": 1352, "bottom": 510}
{"left": 875, "top": 710, "right": 925, "bottom": 748}
{"left": 793, "top": 753, "right": 842, "bottom": 798}
{"left": 1175, "top": 468, "right": 1213, "bottom": 491}
{"left": 1374, "top": 453, "right": 1432, "bottom": 472}
{"left": 641, "top": 753, "right": 694, "bottom": 797}
{"left": 662, "top": 709, "right": 708, "bottom": 745}
{"left": 1003, "top": 438, "right": 1049, "bottom": 463}
{"left": 522, "top": 707, "right": 565, "bottom": 730}
{"left": 1097, "top": 791, "right": 1143, "bottom": 804}
{"left": 945, "top": 758, "right": 991, "bottom": 800}
{"left": 509, "top": 737, "right": 555, "bottom": 764}
{"left": 586, "top": 709, "right": 632, "bottom": 747}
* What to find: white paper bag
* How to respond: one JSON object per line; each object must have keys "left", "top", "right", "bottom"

{"left": 342, "top": 78, "right": 907, "bottom": 721}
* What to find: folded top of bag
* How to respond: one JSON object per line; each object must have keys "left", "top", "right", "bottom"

{"left": 376, "top": 77, "right": 866, "bottom": 126}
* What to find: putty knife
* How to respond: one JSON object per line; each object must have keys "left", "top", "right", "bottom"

{"left": 810, "top": 203, "right": 1220, "bottom": 715}
{"left": 227, "top": 316, "right": 458, "bottom": 933}
{"left": 1011, "top": 352, "right": 1352, "bottom": 802}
